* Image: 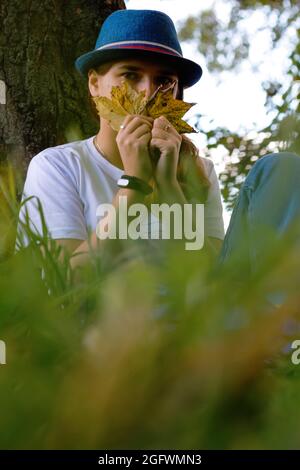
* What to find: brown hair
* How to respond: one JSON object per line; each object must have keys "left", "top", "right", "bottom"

{"left": 176, "top": 135, "right": 210, "bottom": 204}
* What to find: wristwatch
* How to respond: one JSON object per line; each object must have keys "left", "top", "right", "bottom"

{"left": 117, "top": 174, "right": 153, "bottom": 195}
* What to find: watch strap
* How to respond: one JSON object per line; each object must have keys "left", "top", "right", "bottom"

{"left": 117, "top": 174, "right": 153, "bottom": 195}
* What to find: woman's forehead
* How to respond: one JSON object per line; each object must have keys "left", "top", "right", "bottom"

{"left": 110, "top": 58, "right": 179, "bottom": 76}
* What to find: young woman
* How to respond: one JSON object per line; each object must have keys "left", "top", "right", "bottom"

{"left": 18, "top": 9, "right": 225, "bottom": 268}
{"left": 18, "top": 9, "right": 300, "bottom": 280}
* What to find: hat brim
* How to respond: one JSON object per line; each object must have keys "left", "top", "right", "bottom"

{"left": 75, "top": 48, "right": 202, "bottom": 88}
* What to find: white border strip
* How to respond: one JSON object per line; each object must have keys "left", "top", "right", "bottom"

{"left": 0, "top": 80, "right": 6, "bottom": 105}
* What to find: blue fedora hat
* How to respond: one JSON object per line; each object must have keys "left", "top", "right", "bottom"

{"left": 75, "top": 9, "right": 202, "bottom": 88}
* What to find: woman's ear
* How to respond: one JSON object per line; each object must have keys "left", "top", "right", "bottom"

{"left": 88, "top": 69, "right": 101, "bottom": 97}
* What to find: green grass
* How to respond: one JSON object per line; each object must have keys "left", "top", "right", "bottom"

{"left": 0, "top": 163, "right": 300, "bottom": 449}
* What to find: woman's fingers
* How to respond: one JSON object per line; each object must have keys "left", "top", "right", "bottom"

{"left": 120, "top": 115, "right": 154, "bottom": 134}
{"left": 152, "top": 116, "right": 181, "bottom": 140}
{"left": 153, "top": 116, "right": 173, "bottom": 130}
{"left": 151, "top": 128, "right": 170, "bottom": 139}
{"left": 151, "top": 128, "right": 182, "bottom": 145}
{"left": 134, "top": 124, "right": 153, "bottom": 140}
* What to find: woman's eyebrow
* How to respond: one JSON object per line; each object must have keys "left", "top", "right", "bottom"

{"left": 117, "top": 65, "right": 141, "bottom": 71}
{"left": 117, "top": 64, "right": 177, "bottom": 75}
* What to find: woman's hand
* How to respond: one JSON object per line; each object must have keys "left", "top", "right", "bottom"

{"left": 150, "top": 116, "right": 182, "bottom": 188}
{"left": 116, "top": 115, "right": 154, "bottom": 183}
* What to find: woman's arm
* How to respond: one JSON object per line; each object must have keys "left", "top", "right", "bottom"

{"left": 56, "top": 114, "right": 154, "bottom": 268}
{"left": 56, "top": 185, "right": 146, "bottom": 269}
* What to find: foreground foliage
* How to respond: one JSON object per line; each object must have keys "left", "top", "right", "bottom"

{"left": 0, "top": 164, "right": 300, "bottom": 449}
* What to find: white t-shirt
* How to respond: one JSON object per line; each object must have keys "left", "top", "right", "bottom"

{"left": 17, "top": 136, "right": 225, "bottom": 247}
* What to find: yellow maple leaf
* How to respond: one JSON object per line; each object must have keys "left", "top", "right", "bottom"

{"left": 110, "top": 81, "right": 147, "bottom": 115}
{"left": 92, "top": 81, "right": 196, "bottom": 133}
{"left": 145, "top": 88, "right": 196, "bottom": 133}
{"left": 92, "top": 96, "right": 127, "bottom": 131}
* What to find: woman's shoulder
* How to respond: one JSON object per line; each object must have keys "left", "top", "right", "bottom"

{"left": 28, "top": 137, "right": 96, "bottom": 175}
{"left": 25, "top": 137, "right": 95, "bottom": 188}
{"left": 32, "top": 137, "right": 92, "bottom": 164}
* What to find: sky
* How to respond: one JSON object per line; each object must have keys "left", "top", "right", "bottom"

{"left": 125, "top": 0, "right": 294, "bottom": 227}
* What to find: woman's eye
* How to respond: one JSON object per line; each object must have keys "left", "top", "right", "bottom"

{"left": 123, "top": 72, "right": 139, "bottom": 81}
{"left": 158, "top": 77, "right": 174, "bottom": 87}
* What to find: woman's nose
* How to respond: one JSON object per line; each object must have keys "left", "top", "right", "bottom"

{"left": 137, "top": 77, "right": 157, "bottom": 99}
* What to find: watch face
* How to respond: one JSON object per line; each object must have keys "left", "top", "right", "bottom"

{"left": 118, "top": 179, "right": 129, "bottom": 187}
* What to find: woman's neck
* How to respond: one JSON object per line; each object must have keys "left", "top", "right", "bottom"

{"left": 94, "top": 122, "right": 124, "bottom": 170}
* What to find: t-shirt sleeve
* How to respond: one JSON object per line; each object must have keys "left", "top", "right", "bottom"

{"left": 17, "top": 152, "right": 88, "bottom": 246}
{"left": 204, "top": 159, "right": 225, "bottom": 240}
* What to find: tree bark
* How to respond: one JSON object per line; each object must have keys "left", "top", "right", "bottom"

{"left": 0, "top": 0, "right": 126, "bottom": 178}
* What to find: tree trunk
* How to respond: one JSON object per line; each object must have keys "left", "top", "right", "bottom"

{"left": 0, "top": 0, "right": 126, "bottom": 179}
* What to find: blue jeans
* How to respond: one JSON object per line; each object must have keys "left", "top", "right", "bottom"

{"left": 219, "top": 152, "right": 300, "bottom": 304}
{"left": 153, "top": 152, "right": 300, "bottom": 317}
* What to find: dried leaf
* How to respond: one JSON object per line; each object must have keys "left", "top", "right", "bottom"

{"left": 145, "top": 88, "right": 196, "bottom": 133}
{"left": 92, "top": 96, "right": 127, "bottom": 131}
{"left": 113, "top": 81, "right": 147, "bottom": 115}
{"left": 93, "top": 81, "right": 197, "bottom": 133}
